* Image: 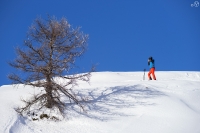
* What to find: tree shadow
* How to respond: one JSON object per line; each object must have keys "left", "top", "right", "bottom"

{"left": 66, "top": 84, "right": 165, "bottom": 121}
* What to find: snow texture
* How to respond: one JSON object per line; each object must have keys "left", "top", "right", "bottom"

{"left": 0, "top": 71, "right": 200, "bottom": 133}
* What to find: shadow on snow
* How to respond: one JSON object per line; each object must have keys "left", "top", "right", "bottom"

{"left": 66, "top": 84, "right": 165, "bottom": 121}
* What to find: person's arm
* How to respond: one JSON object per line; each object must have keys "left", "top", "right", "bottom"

{"left": 148, "top": 60, "right": 150, "bottom": 66}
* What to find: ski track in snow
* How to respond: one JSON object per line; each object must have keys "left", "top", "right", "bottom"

{"left": 0, "top": 71, "right": 200, "bottom": 133}
{"left": 4, "top": 115, "right": 15, "bottom": 133}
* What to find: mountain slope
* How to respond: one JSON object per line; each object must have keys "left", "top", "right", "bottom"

{"left": 0, "top": 71, "right": 200, "bottom": 133}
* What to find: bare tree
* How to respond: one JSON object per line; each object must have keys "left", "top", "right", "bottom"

{"left": 8, "top": 16, "right": 94, "bottom": 117}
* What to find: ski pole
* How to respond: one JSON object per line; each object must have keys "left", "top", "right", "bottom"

{"left": 143, "top": 69, "right": 146, "bottom": 80}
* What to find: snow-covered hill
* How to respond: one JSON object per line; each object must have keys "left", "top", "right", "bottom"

{"left": 0, "top": 71, "right": 200, "bottom": 133}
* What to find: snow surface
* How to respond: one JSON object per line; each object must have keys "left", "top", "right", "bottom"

{"left": 0, "top": 71, "right": 200, "bottom": 133}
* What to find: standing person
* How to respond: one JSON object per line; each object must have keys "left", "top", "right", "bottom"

{"left": 148, "top": 57, "right": 156, "bottom": 80}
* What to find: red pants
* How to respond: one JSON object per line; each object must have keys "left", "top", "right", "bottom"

{"left": 148, "top": 68, "right": 156, "bottom": 80}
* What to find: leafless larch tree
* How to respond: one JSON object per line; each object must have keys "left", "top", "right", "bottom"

{"left": 8, "top": 16, "right": 94, "bottom": 117}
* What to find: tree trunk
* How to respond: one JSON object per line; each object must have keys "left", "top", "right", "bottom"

{"left": 45, "top": 76, "right": 53, "bottom": 108}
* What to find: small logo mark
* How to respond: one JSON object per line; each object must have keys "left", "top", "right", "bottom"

{"left": 191, "top": 1, "right": 199, "bottom": 7}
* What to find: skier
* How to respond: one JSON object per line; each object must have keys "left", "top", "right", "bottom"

{"left": 148, "top": 56, "right": 156, "bottom": 80}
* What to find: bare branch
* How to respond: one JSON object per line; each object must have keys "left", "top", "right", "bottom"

{"left": 9, "top": 16, "right": 94, "bottom": 118}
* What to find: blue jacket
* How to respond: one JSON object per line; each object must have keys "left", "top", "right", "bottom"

{"left": 149, "top": 61, "right": 155, "bottom": 68}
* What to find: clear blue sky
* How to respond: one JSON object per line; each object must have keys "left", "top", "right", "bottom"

{"left": 0, "top": 0, "right": 200, "bottom": 85}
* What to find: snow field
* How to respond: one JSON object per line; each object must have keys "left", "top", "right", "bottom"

{"left": 0, "top": 71, "right": 200, "bottom": 133}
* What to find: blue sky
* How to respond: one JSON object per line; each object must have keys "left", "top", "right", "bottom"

{"left": 0, "top": 0, "right": 200, "bottom": 85}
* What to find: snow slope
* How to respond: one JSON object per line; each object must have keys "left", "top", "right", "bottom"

{"left": 0, "top": 71, "right": 200, "bottom": 133}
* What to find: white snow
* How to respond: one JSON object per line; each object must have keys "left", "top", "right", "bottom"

{"left": 0, "top": 71, "right": 200, "bottom": 133}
